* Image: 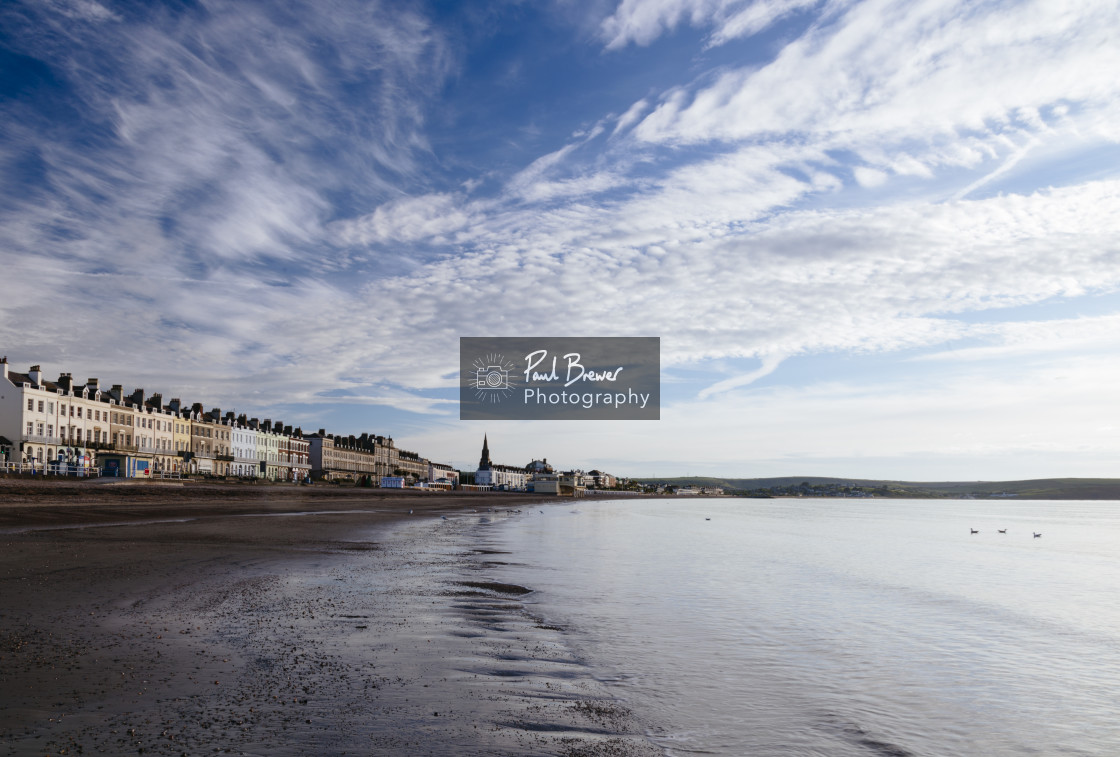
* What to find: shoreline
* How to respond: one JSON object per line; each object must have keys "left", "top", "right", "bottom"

{"left": 0, "top": 486, "right": 660, "bottom": 756}
{"left": 0, "top": 478, "right": 587, "bottom": 531}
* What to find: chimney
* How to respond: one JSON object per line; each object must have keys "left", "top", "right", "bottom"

{"left": 147, "top": 392, "right": 162, "bottom": 409}
{"left": 129, "top": 388, "right": 145, "bottom": 407}
{"left": 318, "top": 428, "right": 326, "bottom": 437}
{"left": 168, "top": 397, "right": 181, "bottom": 413}
{"left": 109, "top": 384, "right": 123, "bottom": 403}
{"left": 225, "top": 411, "right": 235, "bottom": 423}
{"left": 0, "top": 356, "right": 7, "bottom": 381}
{"left": 57, "top": 373, "right": 73, "bottom": 392}
{"left": 237, "top": 413, "right": 248, "bottom": 425}
{"left": 29, "top": 365, "right": 43, "bottom": 385}
{"left": 86, "top": 378, "right": 101, "bottom": 393}
{"left": 210, "top": 408, "right": 221, "bottom": 422}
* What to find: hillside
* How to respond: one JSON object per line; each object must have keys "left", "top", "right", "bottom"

{"left": 637, "top": 476, "right": 1120, "bottom": 500}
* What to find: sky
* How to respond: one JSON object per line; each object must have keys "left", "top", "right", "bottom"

{"left": 2, "top": 0, "right": 1120, "bottom": 481}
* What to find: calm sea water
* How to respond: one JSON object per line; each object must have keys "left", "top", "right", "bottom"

{"left": 486, "top": 498, "right": 1120, "bottom": 756}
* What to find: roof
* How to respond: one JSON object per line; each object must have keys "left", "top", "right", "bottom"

{"left": 5, "top": 370, "right": 33, "bottom": 387}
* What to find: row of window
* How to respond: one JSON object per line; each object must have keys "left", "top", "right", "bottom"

{"left": 24, "top": 399, "right": 221, "bottom": 436}
{"left": 28, "top": 398, "right": 109, "bottom": 422}
{"left": 25, "top": 422, "right": 111, "bottom": 444}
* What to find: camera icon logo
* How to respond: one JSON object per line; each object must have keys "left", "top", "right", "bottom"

{"left": 470, "top": 354, "right": 516, "bottom": 403}
{"left": 476, "top": 365, "right": 510, "bottom": 390}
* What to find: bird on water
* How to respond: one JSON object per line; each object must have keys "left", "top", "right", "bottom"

{"left": 1034, "top": 532, "right": 1042, "bottom": 538}
{"left": 970, "top": 528, "right": 979, "bottom": 534}
{"left": 998, "top": 529, "right": 1006, "bottom": 533}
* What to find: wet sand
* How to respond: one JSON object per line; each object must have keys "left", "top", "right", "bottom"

{"left": 0, "top": 481, "right": 660, "bottom": 756}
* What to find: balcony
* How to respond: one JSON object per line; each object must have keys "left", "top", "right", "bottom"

{"left": 21, "top": 434, "right": 63, "bottom": 445}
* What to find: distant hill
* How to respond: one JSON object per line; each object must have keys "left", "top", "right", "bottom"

{"left": 636, "top": 476, "right": 1120, "bottom": 500}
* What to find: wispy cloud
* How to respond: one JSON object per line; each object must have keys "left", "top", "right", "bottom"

{"left": 698, "top": 354, "right": 785, "bottom": 398}
{"left": 600, "top": 0, "right": 817, "bottom": 50}
{"left": 3, "top": 0, "right": 1120, "bottom": 477}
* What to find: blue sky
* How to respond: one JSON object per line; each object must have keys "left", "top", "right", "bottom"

{"left": 3, "top": 0, "right": 1120, "bottom": 480}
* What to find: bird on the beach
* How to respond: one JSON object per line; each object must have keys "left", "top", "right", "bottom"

{"left": 440, "top": 515, "right": 447, "bottom": 520}
{"left": 705, "top": 517, "right": 711, "bottom": 521}
{"left": 409, "top": 509, "right": 413, "bottom": 515}
{"left": 1033, "top": 532, "right": 1042, "bottom": 538}
{"left": 998, "top": 529, "right": 1006, "bottom": 533}
{"left": 970, "top": 528, "right": 979, "bottom": 534}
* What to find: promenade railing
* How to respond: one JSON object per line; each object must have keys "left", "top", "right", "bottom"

{"left": 0, "top": 461, "right": 102, "bottom": 477}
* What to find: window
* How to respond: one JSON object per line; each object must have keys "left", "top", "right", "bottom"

{"left": 48, "top": 402, "right": 54, "bottom": 414}
{"left": 70, "top": 405, "right": 74, "bottom": 417}
{"left": 36, "top": 422, "right": 44, "bottom": 435}
{"left": 38, "top": 400, "right": 44, "bottom": 412}
{"left": 27, "top": 399, "right": 33, "bottom": 411}
{"left": 102, "top": 431, "right": 107, "bottom": 443}
{"left": 113, "top": 433, "right": 118, "bottom": 445}
{"left": 26, "top": 421, "right": 33, "bottom": 436}
{"left": 76, "top": 429, "right": 83, "bottom": 442}
{"left": 77, "top": 407, "right": 83, "bottom": 419}
{"left": 47, "top": 425, "right": 53, "bottom": 437}
{"left": 95, "top": 410, "right": 100, "bottom": 421}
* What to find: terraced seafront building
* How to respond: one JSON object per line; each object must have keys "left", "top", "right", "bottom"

{"left": 0, "top": 359, "right": 432, "bottom": 481}
{"left": 2, "top": 358, "right": 483, "bottom": 486}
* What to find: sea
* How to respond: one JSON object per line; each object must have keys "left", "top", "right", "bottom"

{"left": 481, "top": 497, "right": 1120, "bottom": 756}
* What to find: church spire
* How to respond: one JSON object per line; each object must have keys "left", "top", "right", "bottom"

{"left": 479, "top": 433, "right": 492, "bottom": 469}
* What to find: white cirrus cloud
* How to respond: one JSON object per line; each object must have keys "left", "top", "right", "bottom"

{"left": 600, "top": 0, "right": 817, "bottom": 50}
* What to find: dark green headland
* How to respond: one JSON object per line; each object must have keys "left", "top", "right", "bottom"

{"left": 637, "top": 477, "right": 1120, "bottom": 500}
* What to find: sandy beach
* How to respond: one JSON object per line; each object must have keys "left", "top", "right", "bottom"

{"left": 0, "top": 480, "right": 660, "bottom": 756}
